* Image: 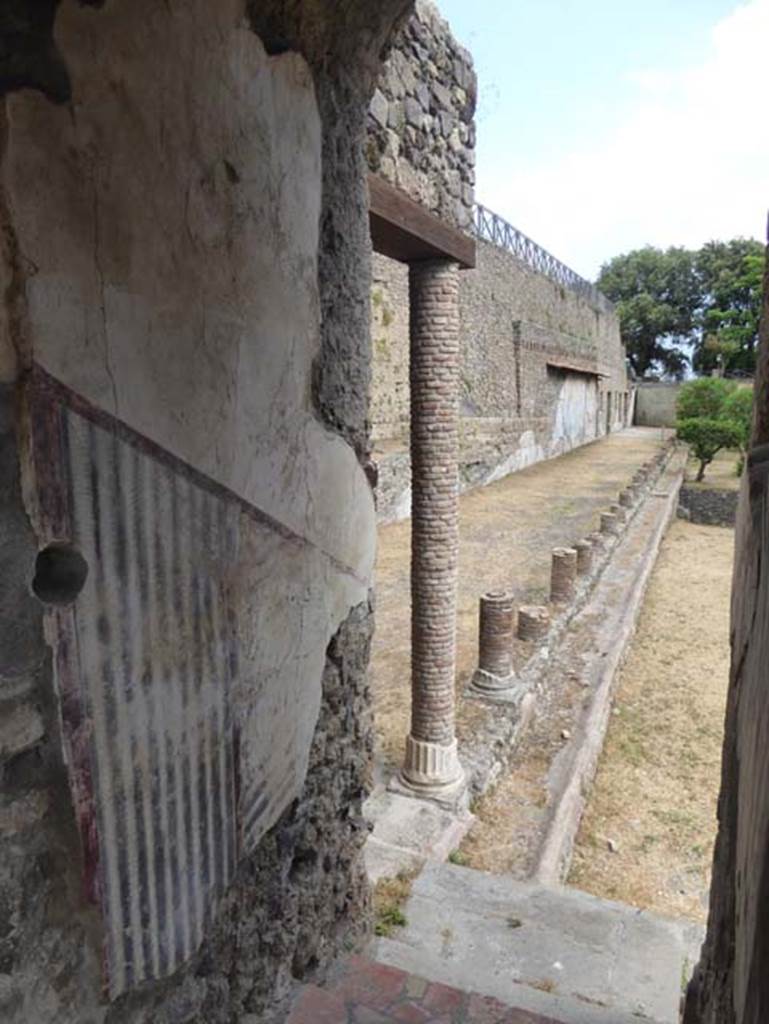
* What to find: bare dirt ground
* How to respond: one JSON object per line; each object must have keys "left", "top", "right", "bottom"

{"left": 684, "top": 448, "right": 741, "bottom": 490}
{"left": 454, "top": 457, "right": 684, "bottom": 878}
{"left": 568, "top": 519, "right": 733, "bottom": 922}
{"left": 372, "top": 428, "right": 668, "bottom": 778}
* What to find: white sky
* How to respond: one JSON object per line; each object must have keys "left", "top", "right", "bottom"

{"left": 467, "top": 0, "right": 769, "bottom": 279}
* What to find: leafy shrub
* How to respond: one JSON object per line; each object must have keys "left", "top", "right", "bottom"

{"left": 722, "top": 387, "right": 754, "bottom": 455}
{"left": 676, "top": 377, "right": 735, "bottom": 421}
{"left": 677, "top": 417, "right": 741, "bottom": 481}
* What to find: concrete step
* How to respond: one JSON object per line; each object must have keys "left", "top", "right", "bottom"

{"left": 371, "top": 862, "right": 703, "bottom": 1024}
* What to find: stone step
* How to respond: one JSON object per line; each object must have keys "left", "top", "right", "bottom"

{"left": 286, "top": 955, "right": 571, "bottom": 1023}
{"left": 371, "top": 862, "right": 703, "bottom": 1024}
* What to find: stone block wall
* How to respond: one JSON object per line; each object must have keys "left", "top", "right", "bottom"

{"left": 367, "top": 0, "right": 476, "bottom": 231}
{"left": 371, "top": 258, "right": 411, "bottom": 441}
{"left": 679, "top": 486, "right": 739, "bottom": 526}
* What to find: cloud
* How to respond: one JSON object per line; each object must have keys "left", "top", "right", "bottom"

{"left": 479, "top": 0, "right": 769, "bottom": 279}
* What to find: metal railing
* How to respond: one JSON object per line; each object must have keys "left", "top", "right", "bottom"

{"left": 472, "top": 203, "right": 611, "bottom": 309}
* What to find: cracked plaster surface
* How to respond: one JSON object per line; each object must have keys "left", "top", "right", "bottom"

{"left": 0, "top": 0, "right": 376, "bottom": 994}
{"left": 0, "top": 0, "right": 374, "bottom": 584}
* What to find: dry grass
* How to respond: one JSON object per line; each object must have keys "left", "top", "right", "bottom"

{"left": 372, "top": 868, "right": 418, "bottom": 937}
{"left": 568, "top": 519, "right": 733, "bottom": 921}
{"left": 526, "top": 978, "right": 556, "bottom": 994}
{"left": 684, "top": 448, "right": 741, "bottom": 491}
{"left": 458, "top": 751, "right": 551, "bottom": 875}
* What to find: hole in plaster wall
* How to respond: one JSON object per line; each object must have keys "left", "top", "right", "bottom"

{"left": 223, "top": 159, "right": 240, "bottom": 184}
{"left": 32, "top": 543, "right": 89, "bottom": 605}
{"left": 262, "top": 39, "right": 293, "bottom": 56}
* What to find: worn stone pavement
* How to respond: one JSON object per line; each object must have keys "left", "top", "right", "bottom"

{"left": 374, "top": 861, "right": 699, "bottom": 1024}
{"left": 372, "top": 427, "right": 671, "bottom": 776}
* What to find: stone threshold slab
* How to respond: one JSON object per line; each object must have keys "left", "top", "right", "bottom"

{"left": 374, "top": 861, "right": 702, "bottom": 1024}
{"left": 363, "top": 788, "right": 475, "bottom": 885}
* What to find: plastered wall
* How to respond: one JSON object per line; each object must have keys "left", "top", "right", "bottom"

{"left": 0, "top": 0, "right": 408, "bottom": 1019}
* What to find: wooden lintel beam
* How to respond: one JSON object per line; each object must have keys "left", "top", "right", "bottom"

{"left": 546, "top": 358, "right": 607, "bottom": 378}
{"left": 368, "top": 174, "right": 476, "bottom": 269}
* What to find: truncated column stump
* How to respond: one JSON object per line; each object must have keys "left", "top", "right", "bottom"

{"left": 517, "top": 604, "right": 551, "bottom": 643}
{"left": 471, "top": 590, "right": 516, "bottom": 693}
{"left": 550, "top": 546, "right": 578, "bottom": 604}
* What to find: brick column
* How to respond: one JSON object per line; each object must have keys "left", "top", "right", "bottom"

{"left": 575, "top": 538, "right": 593, "bottom": 576}
{"left": 550, "top": 546, "right": 578, "bottom": 604}
{"left": 472, "top": 591, "right": 516, "bottom": 693}
{"left": 600, "top": 510, "right": 619, "bottom": 535}
{"left": 400, "top": 259, "right": 465, "bottom": 799}
{"left": 517, "top": 605, "right": 550, "bottom": 643}
{"left": 610, "top": 501, "right": 627, "bottom": 525}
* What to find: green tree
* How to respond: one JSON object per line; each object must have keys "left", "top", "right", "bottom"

{"left": 694, "top": 240, "right": 765, "bottom": 375}
{"left": 676, "top": 377, "right": 735, "bottom": 421}
{"left": 722, "top": 387, "right": 754, "bottom": 469}
{"left": 675, "top": 378, "right": 746, "bottom": 481}
{"left": 677, "top": 418, "right": 741, "bottom": 482}
{"left": 597, "top": 246, "right": 699, "bottom": 379}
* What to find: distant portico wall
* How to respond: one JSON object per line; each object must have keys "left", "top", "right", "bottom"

{"left": 369, "top": 232, "right": 629, "bottom": 521}
{"left": 366, "top": 3, "right": 629, "bottom": 522}
{"left": 634, "top": 382, "right": 681, "bottom": 427}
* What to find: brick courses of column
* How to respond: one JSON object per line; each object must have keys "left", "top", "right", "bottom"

{"left": 517, "top": 604, "right": 550, "bottom": 643}
{"left": 600, "top": 510, "right": 619, "bottom": 535}
{"left": 575, "top": 538, "right": 593, "bottom": 576}
{"left": 550, "top": 546, "right": 578, "bottom": 604}
{"left": 587, "top": 531, "right": 604, "bottom": 564}
{"left": 610, "top": 502, "right": 627, "bottom": 525}
{"left": 401, "top": 260, "right": 464, "bottom": 795}
{"left": 472, "top": 590, "right": 516, "bottom": 692}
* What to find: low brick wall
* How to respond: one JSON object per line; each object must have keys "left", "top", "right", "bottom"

{"left": 679, "top": 486, "right": 739, "bottom": 526}
{"left": 374, "top": 429, "right": 603, "bottom": 524}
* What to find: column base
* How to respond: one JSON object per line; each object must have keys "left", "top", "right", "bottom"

{"left": 469, "top": 667, "right": 517, "bottom": 695}
{"left": 394, "top": 735, "right": 467, "bottom": 807}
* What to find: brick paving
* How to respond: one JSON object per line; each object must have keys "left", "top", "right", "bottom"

{"left": 286, "top": 957, "right": 563, "bottom": 1024}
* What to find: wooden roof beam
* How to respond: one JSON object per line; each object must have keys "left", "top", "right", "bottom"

{"left": 368, "top": 174, "right": 476, "bottom": 269}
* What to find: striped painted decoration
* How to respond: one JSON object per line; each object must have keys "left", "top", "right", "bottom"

{"left": 35, "top": 394, "right": 240, "bottom": 997}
